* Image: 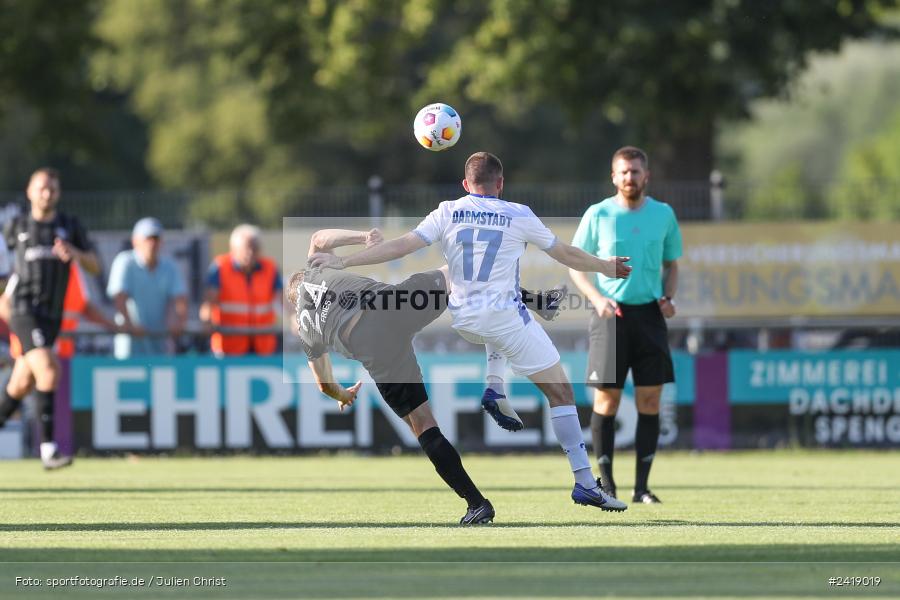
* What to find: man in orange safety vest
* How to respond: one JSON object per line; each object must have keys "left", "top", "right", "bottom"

{"left": 200, "top": 224, "right": 283, "bottom": 356}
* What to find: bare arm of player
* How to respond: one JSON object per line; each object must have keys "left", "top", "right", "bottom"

{"left": 569, "top": 268, "right": 617, "bottom": 318}
{"left": 81, "top": 301, "right": 120, "bottom": 332}
{"left": 307, "top": 352, "right": 363, "bottom": 411}
{"left": 77, "top": 250, "right": 101, "bottom": 276}
{"left": 659, "top": 260, "right": 678, "bottom": 318}
{"left": 307, "top": 229, "right": 383, "bottom": 258}
{"left": 308, "top": 232, "right": 426, "bottom": 270}
{"left": 545, "top": 242, "right": 631, "bottom": 279}
{"left": 53, "top": 240, "right": 101, "bottom": 276}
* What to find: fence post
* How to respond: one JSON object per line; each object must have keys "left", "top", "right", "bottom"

{"left": 710, "top": 169, "right": 725, "bottom": 221}
{"left": 368, "top": 175, "right": 383, "bottom": 228}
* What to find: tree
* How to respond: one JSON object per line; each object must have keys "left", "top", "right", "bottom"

{"left": 827, "top": 107, "right": 900, "bottom": 219}
{"left": 0, "top": 0, "right": 149, "bottom": 190}
{"left": 90, "top": 0, "right": 628, "bottom": 224}
{"left": 90, "top": 0, "right": 442, "bottom": 207}
{"left": 420, "top": 0, "right": 895, "bottom": 182}
{"left": 90, "top": 0, "right": 895, "bottom": 224}
{"left": 719, "top": 40, "right": 900, "bottom": 219}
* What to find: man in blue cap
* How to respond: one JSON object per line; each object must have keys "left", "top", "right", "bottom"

{"left": 107, "top": 217, "right": 188, "bottom": 358}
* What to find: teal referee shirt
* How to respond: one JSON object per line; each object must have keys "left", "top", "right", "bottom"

{"left": 572, "top": 196, "right": 682, "bottom": 304}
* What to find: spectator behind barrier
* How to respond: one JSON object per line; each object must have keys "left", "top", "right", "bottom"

{"left": 200, "top": 224, "right": 283, "bottom": 357}
{"left": 107, "top": 217, "right": 188, "bottom": 359}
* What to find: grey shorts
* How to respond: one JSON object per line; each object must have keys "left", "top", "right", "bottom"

{"left": 345, "top": 270, "right": 448, "bottom": 417}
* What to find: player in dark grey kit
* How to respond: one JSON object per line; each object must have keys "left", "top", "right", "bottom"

{"left": 287, "top": 228, "right": 494, "bottom": 525}
{"left": 0, "top": 168, "right": 100, "bottom": 469}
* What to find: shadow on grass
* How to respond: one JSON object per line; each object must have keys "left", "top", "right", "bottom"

{"left": 1, "top": 520, "right": 897, "bottom": 533}
{"left": 4, "top": 483, "right": 899, "bottom": 494}
{"left": 1, "top": 544, "right": 899, "bottom": 563}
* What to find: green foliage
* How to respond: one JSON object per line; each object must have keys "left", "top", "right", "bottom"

{"left": 422, "top": 0, "right": 895, "bottom": 179}
{"left": 91, "top": 0, "right": 433, "bottom": 191}
{"left": 743, "top": 161, "right": 812, "bottom": 220}
{"left": 0, "top": 0, "right": 97, "bottom": 134}
{"left": 3, "top": 0, "right": 895, "bottom": 224}
{"left": 0, "top": 0, "right": 150, "bottom": 190}
{"left": 827, "top": 107, "right": 900, "bottom": 219}
{"left": 721, "top": 40, "right": 900, "bottom": 220}
{"left": 89, "top": 0, "right": 628, "bottom": 223}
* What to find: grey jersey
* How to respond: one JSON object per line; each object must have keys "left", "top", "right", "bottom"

{"left": 294, "top": 266, "right": 389, "bottom": 359}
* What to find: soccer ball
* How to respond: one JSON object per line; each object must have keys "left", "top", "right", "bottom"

{"left": 414, "top": 103, "right": 462, "bottom": 151}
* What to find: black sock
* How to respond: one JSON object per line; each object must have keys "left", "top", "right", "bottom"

{"left": 635, "top": 412, "right": 660, "bottom": 493}
{"left": 35, "top": 390, "right": 55, "bottom": 444}
{"left": 0, "top": 386, "right": 23, "bottom": 427}
{"left": 590, "top": 412, "right": 616, "bottom": 490}
{"left": 418, "top": 426, "right": 485, "bottom": 509}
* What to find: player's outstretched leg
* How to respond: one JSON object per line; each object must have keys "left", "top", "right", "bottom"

{"left": 0, "top": 359, "right": 33, "bottom": 430}
{"left": 407, "top": 402, "right": 494, "bottom": 525}
{"left": 529, "top": 363, "right": 626, "bottom": 512}
{"left": 481, "top": 345, "right": 523, "bottom": 432}
{"left": 0, "top": 388, "right": 23, "bottom": 430}
{"left": 23, "top": 350, "right": 72, "bottom": 470}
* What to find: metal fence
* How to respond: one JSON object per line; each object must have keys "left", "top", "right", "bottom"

{"left": 3, "top": 178, "right": 898, "bottom": 230}
{"left": 0, "top": 181, "right": 717, "bottom": 230}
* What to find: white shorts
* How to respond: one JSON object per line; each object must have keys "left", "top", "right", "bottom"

{"left": 457, "top": 319, "right": 561, "bottom": 377}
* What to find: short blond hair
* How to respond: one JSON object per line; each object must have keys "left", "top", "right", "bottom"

{"left": 285, "top": 271, "right": 305, "bottom": 307}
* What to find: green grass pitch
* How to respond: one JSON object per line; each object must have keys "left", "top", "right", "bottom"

{"left": 1, "top": 451, "right": 898, "bottom": 599}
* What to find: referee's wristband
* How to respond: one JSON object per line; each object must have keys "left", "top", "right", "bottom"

{"left": 661, "top": 295, "right": 675, "bottom": 303}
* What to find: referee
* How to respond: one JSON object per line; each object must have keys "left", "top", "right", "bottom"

{"left": 569, "top": 146, "right": 682, "bottom": 504}
{"left": 0, "top": 168, "right": 100, "bottom": 469}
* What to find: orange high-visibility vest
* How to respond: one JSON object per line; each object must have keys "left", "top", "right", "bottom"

{"left": 210, "top": 254, "right": 278, "bottom": 355}
{"left": 9, "top": 263, "right": 87, "bottom": 359}
{"left": 57, "top": 263, "right": 88, "bottom": 359}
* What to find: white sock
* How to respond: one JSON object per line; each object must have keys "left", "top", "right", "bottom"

{"left": 40, "top": 442, "right": 57, "bottom": 461}
{"left": 485, "top": 345, "right": 506, "bottom": 395}
{"left": 550, "top": 405, "right": 596, "bottom": 489}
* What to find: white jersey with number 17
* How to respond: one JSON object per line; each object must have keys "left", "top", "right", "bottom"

{"left": 413, "top": 194, "right": 557, "bottom": 337}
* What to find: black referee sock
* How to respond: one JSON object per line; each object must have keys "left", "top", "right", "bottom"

{"left": 590, "top": 412, "right": 616, "bottom": 490}
{"left": 35, "top": 390, "right": 55, "bottom": 444}
{"left": 0, "top": 386, "right": 23, "bottom": 427}
{"left": 418, "top": 426, "right": 485, "bottom": 509}
{"left": 635, "top": 412, "right": 660, "bottom": 493}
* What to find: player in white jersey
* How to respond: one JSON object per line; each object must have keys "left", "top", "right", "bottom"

{"left": 310, "top": 152, "right": 631, "bottom": 512}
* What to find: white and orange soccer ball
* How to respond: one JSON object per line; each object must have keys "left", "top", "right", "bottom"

{"left": 413, "top": 103, "right": 461, "bottom": 151}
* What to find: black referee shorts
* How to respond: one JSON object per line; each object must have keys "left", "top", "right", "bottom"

{"left": 586, "top": 301, "right": 674, "bottom": 389}
{"left": 9, "top": 312, "right": 62, "bottom": 355}
{"left": 345, "top": 270, "right": 448, "bottom": 418}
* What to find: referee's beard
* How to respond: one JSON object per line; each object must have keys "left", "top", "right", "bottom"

{"left": 620, "top": 183, "right": 645, "bottom": 202}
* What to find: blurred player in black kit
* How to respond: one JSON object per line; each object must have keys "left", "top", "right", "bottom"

{"left": 0, "top": 168, "right": 100, "bottom": 469}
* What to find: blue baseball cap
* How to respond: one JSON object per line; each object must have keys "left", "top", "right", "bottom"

{"left": 132, "top": 217, "right": 163, "bottom": 239}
